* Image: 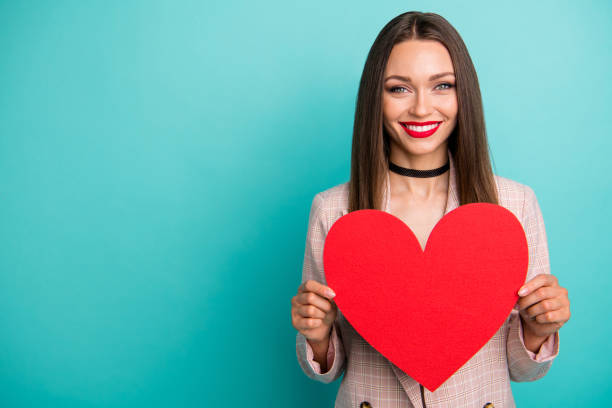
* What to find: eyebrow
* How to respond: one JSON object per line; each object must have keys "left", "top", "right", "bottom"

{"left": 384, "top": 72, "right": 455, "bottom": 82}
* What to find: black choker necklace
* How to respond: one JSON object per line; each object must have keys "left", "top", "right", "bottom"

{"left": 388, "top": 160, "right": 449, "bottom": 178}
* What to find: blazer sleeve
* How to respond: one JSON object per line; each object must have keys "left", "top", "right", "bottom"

{"left": 295, "top": 192, "right": 346, "bottom": 383}
{"left": 506, "top": 185, "right": 560, "bottom": 382}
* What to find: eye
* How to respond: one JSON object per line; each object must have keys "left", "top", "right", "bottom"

{"left": 389, "top": 86, "right": 408, "bottom": 93}
{"left": 436, "top": 82, "right": 454, "bottom": 90}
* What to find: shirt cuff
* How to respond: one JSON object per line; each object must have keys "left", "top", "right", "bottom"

{"left": 518, "top": 317, "right": 560, "bottom": 362}
{"left": 305, "top": 325, "right": 338, "bottom": 374}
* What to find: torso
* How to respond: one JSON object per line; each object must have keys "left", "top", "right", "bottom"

{"left": 311, "top": 173, "right": 534, "bottom": 408}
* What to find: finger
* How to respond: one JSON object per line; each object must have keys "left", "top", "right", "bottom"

{"left": 296, "top": 304, "right": 327, "bottom": 320}
{"left": 523, "top": 297, "right": 563, "bottom": 319}
{"left": 295, "top": 291, "right": 333, "bottom": 313}
{"left": 307, "top": 280, "right": 336, "bottom": 300}
{"left": 522, "top": 319, "right": 560, "bottom": 334}
{"left": 298, "top": 280, "right": 336, "bottom": 300}
{"left": 518, "top": 274, "right": 558, "bottom": 297}
{"left": 535, "top": 307, "right": 570, "bottom": 324}
{"left": 297, "top": 317, "right": 324, "bottom": 330}
{"left": 518, "top": 286, "right": 558, "bottom": 311}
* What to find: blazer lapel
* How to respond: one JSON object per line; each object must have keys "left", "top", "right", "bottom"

{"left": 390, "top": 363, "right": 427, "bottom": 407}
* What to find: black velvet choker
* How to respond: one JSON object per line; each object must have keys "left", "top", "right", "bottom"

{"left": 388, "top": 160, "right": 450, "bottom": 178}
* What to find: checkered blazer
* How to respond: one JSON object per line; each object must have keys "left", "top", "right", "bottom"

{"left": 295, "top": 152, "right": 560, "bottom": 408}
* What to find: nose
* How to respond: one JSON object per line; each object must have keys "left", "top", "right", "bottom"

{"left": 409, "top": 90, "right": 432, "bottom": 117}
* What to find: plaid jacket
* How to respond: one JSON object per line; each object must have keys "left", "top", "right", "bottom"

{"left": 295, "top": 152, "right": 560, "bottom": 408}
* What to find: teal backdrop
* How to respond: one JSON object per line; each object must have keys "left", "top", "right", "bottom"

{"left": 0, "top": 0, "right": 609, "bottom": 406}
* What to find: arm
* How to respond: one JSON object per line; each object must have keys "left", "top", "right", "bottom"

{"left": 295, "top": 193, "right": 346, "bottom": 383}
{"left": 506, "top": 185, "right": 560, "bottom": 382}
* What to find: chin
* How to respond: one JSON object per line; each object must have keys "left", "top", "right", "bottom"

{"left": 403, "top": 137, "right": 449, "bottom": 156}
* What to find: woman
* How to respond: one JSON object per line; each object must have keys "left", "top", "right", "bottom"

{"left": 290, "top": 11, "right": 570, "bottom": 408}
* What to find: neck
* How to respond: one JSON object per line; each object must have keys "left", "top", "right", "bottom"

{"left": 388, "top": 148, "right": 449, "bottom": 198}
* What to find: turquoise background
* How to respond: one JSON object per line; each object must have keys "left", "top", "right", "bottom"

{"left": 0, "top": 0, "right": 609, "bottom": 406}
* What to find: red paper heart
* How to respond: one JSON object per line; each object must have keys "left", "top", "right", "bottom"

{"left": 323, "top": 203, "right": 528, "bottom": 391}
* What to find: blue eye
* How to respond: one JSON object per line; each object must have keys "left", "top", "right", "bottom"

{"left": 436, "top": 83, "right": 454, "bottom": 90}
{"left": 389, "top": 86, "right": 407, "bottom": 93}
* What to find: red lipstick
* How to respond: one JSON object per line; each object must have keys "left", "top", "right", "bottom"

{"left": 399, "top": 121, "right": 442, "bottom": 138}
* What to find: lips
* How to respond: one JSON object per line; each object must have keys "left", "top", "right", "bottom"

{"left": 400, "top": 121, "right": 442, "bottom": 138}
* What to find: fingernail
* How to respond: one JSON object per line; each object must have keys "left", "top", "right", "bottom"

{"left": 327, "top": 289, "right": 336, "bottom": 298}
{"left": 518, "top": 287, "right": 528, "bottom": 296}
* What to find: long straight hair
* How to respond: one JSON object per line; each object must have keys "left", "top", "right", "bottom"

{"left": 348, "top": 11, "right": 498, "bottom": 212}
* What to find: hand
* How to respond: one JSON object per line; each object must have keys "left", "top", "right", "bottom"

{"left": 517, "top": 274, "right": 570, "bottom": 339}
{"left": 291, "top": 280, "right": 337, "bottom": 344}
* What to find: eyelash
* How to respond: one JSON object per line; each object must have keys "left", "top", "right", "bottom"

{"left": 389, "top": 83, "right": 454, "bottom": 93}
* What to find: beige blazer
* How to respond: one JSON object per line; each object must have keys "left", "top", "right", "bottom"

{"left": 295, "top": 152, "right": 560, "bottom": 408}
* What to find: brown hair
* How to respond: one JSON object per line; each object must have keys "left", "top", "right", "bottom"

{"left": 348, "top": 11, "right": 498, "bottom": 212}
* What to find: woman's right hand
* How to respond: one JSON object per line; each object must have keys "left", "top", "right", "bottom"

{"left": 291, "top": 279, "right": 337, "bottom": 344}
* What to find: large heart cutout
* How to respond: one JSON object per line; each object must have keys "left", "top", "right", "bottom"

{"left": 323, "top": 203, "right": 528, "bottom": 391}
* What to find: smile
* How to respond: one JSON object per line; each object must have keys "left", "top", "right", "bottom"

{"left": 400, "top": 121, "right": 442, "bottom": 138}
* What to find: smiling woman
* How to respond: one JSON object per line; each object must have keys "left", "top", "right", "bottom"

{"left": 291, "top": 10, "right": 570, "bottom": 408}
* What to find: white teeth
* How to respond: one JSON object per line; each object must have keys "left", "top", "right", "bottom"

{"left": 404, "top": 123, "right": 440, "bottom": 131}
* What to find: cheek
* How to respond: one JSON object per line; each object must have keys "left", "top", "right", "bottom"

{"left": 438, "top": 96, "right": 458, "bottom": 119}
{"left": 382, "top": 97, "right": 403, "bottom": 119}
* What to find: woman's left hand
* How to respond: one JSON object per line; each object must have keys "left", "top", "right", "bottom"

{"left": 517, "top": 274, "right": 571, "bottom": 339}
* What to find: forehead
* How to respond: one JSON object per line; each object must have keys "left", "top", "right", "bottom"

{"left": 385, "top": 40, "right": 454, "bottom": 76}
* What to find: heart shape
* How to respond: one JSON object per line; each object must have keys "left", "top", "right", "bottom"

{"left": 323, "top": 203, "right": 528, "bottom": 391}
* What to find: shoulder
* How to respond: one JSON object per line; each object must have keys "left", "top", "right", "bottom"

{"left": 310, "top": 181, "right": 350, "bottom": 231}
{"left": 315, "top": 181, "right": 350, "bottom": 209}
{"left": 493, "top": 174, "right": 538, "bottom": 222}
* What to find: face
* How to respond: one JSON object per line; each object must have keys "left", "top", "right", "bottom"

{"left": 382, "top": 40, "right": 458, "bottom": 160}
